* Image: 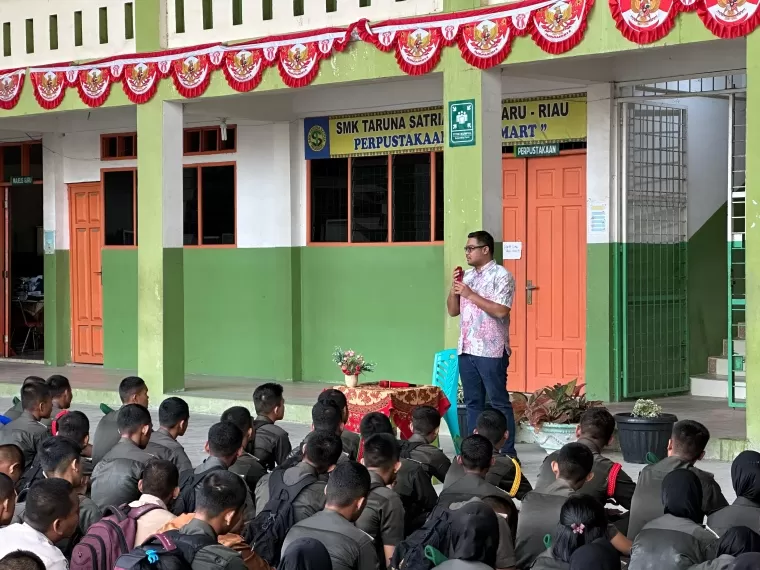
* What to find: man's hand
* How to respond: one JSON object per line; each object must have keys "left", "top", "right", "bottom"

{"left": 453, "top": 281, "right": 473, "bottom": 299}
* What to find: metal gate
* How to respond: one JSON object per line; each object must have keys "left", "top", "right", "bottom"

{"left": 621, "top": 102, "right": 690, "bottom": 397}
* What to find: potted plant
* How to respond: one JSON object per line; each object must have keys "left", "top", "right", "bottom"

{"left": 615, "top": 399, "right": 677, "bottom": 464}
{"left": 333, "top": 347, "right": 375, "bottom": 388}
{"left": 512, "top": 380, "right": 602, "bottom": 454}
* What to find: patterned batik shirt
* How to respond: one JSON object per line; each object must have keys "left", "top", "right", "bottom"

{"left": 457, "top": 260, "right": 515, "bottom": 358}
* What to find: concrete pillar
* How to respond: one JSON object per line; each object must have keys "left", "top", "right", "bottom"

{"left": 136, "top": 99, "right": 184, "bottom": 395}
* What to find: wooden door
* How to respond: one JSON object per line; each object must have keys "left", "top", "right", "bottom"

{"left": 525, "top": 154, "right": 586, "bottom": 391}
{"left": 69, "top": 183, "right": 104, "bottom": 364}
{"left": 501, "top": 158, "right": 527, "bottom": 392}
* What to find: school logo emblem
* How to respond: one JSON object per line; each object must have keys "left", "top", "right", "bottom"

{"left": 308, "top": 125, "right": 327, "bottom": 152}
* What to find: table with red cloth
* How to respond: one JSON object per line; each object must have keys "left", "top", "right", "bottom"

{"left": 335, "top": 383, "right": 451, "bottom": 440}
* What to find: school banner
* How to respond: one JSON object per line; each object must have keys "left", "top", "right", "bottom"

{"left": 304, "top": 94, "right": 586, "bottom": 159}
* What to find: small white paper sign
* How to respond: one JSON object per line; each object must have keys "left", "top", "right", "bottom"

{"left": 503, "top": 241, "right": 522, "bottom": 260}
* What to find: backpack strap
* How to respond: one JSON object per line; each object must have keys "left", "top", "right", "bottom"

{"left": 399, "top": 441, "right": 424, "bottom": 459}
{"left": 607, "top": 463, "right": 622, "bottom": 498}
{"left": 102, "top": 504, "right": 131, "bottom": 522}
{"left": 127, "top": 503, "right": 165, "bottom": 520}
{"left": 508, "top": 456, "right": 522, "bottom": 498}
{"left": 370, "top": 480, "right": 386, "bottom": 492}
{"left": 269, "top": 468, "right": 318, "bottom": 502}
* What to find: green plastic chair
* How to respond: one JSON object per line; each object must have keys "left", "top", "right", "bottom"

{"left": 432, "top": 349, "right": 461, "bottom": 452}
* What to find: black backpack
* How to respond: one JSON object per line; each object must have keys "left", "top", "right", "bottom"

{"left": 114, "top": 530, "right": 216, "bottom": 570}
{"left": 241, "top": 468, "right": 317, "bottom": 567}
{"left": 399, "top": 441, "right": 425, "bottom": 460}
{"left": 389, "top": 504, "right": 453, "bottom": 570}
{"left": 171, "top": 466, "right": 226, "bottom": 516}
{"left": 16, "top": 456, "right": 44, "bottom": 494}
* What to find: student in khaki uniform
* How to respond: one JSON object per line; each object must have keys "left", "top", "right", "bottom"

{"left": 0, "top": 444, "right": 23, "bottom": 484}
{"left": 318, "top": 389, "right": 360, "bottom": 461}
{"left": 436, "top": 501, "right": 500, "bottom": 570}
{"left": 356, "top": 434, "right": 405, "bottom": 568}
{"left": 220, "top": 406, "right": 266, "bottom": 494}
{"left": 56, "top": 411, "right": 93, "bottom": 477}
{"left": 536, "top": 408, "right": 636, "bottom": 532}
{"left": 403, "top": 406, "right": 451, "bottom": 483}
{"left": 145, "top": 397, "right": 193, "bottom": 474}
{"left": 250, "top": 383, "right": 291, "bottom": 471}
{"left": 127, "top": 459, "right": 180, "bottom": 544}
{"left": 689, "top": 527, "right": 760, "bottom": 570}
{"left": 281, "top": 461, "right": 378, "bottom": 570}
{"left": 627, "top": 420, "right": 728, "bottom": 540}
{"left": 2, "top": 377, "right": 45, "bottom": 422}
{"left": 255, "top": 431, "right": 342, "bottom": 524}
{"left": 445, "top": 409, "right": 530, "bottom": 500}
{"left": 284, "top": 401, "right": 349, "bottom": 471}
{"left": 0, "top": 382, "right": 52, "bottom": 468}
{"left": 92, "top": 376, "right": 150, "bottom": 465}
{"left": 707, "top": 450, "right": 760, "bottom": 537}
{"left": 42, "top": 375, "right": 72, "bottom": 430}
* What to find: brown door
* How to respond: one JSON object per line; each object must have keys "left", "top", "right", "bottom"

{"left": 69, "top": 182, "right": 103, "bottom": 364}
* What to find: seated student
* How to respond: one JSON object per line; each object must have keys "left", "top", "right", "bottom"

{"left": 707, "top": 450, "right": 760, "bottom": 537}
{"left": 0, "top": 550, "right": 46, "bottom": 570}
{"left": 0, "top": 382, "right": 52, "bottom": 468}
{"left": 403, "top": 406, "right": 451, "bottom": 483}
{"left": 0, "top": 479, "right": 79, "bottom": 570}
{"left": 283, "top": 401, "right": 348, "bottom": 471}
{"left": 318, "top": 389, "right": 360, "bottom": 461}
{"left": 536, "top": 408, "right": 636, "bottom": 521}
{"left": 516, "top": 442, "right": 632, "bottom": 569}
{"left": 91, "top": 376, "right": 149, "bottom": 465}
{"left": 627, "top": 420, "right": 728, "bottom": 539}
{"left": 0, "top": 444, "right": 24, "bottom": 484}
{"left": 128, "top": 458, "right": 180, "bottom": 544}
{"left": 0, "top": 473, "right": 16, "bottom": 526}
{"left": 255, "top": 430, "right": 342, "bottom": 523}
{"left": 733, "top": 552, "right": 760, "bottom": 569}
{"left": 146, "top": 396, "right": 193, "bottom": 474}
{"left": 282, "top": 461, "right": 377, "bottom": 570}
{"left": 531, "top": 495, "right": 613, "bottom": 570}
{"left": 445, "top": 410, "right": 530, "bottom": 500}
{"left": 250, "top": 383, "right": 291, "bottom": 471}
{"left": 56, "top": 411, "right": 93, "bottom": 476}
{"left": 91, "top": 403, "right": 168, "bottom": 509}
{"left": 436, "top": 500, "right": 501, "bottom": 570}
{"left": 3, "top": 377, "right": 45, "bottom": 422}
{"left": 569, "top": 541, "right": 622, "bottom": 570}
{"left": 690, "top": 526, "right": 760, "bottom": 570}
{"left": 356, "top": 434, "right": 405, "bottom": 568}
{"left": 629, "top": 469, "right": 718, "bottom": 570}
{"left": 221, "top": 407, "right": 267, "bottom": 494}
{"left": 279, "top": 537, "right": 333, "bottom": 570}
{"left": 359, "top": 412, "right": 437, "bottom": 535}
{"left": 42, "top": 375, "right": 72, "bottom": 429}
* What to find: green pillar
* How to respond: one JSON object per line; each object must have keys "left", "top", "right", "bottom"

{"left": 746, "top": 33, "right": 760, "bottom": 446}
{"left": 136, "top": 99, "right": 185, "bottom": 395}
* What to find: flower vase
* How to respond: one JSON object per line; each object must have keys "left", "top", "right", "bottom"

{"left": 344, "top": 374, "right": 359, "bottom": 388}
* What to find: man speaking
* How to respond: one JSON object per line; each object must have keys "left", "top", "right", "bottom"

{"left": 447, "top": 230, "right": 517, "bottom": 458}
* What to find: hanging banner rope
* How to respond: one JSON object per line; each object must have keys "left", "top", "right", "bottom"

{"left": 0, "top": 69, "right": 24, "bottom": 110}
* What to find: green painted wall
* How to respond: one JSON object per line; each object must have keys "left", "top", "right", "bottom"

{"left": 43, "top": 250, "right": 70, "bottom": 366}
{"left": 102, "top": 249, "right": 138, "bottom": 370}
{"left": 688, "top": 204, "right": 728, "bottom": 375}
{"left": 585, "top": 243, "right": 616, "bottom": 402}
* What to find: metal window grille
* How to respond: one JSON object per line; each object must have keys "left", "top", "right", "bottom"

{"left": 622, "top": 103, "right": 689, "bottom": 397}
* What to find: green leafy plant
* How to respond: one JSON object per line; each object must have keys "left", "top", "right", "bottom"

{"left": 512, "top": 379, "right": 602, "bottom": 431}
{"left": 631, "top": 398, "right": 662, "bottom": 418}
{"left": 457, "top": 382, "right": 464, "bottom": 405}
{"left": 332, "top": 346, "right": 375, "bottom": 376}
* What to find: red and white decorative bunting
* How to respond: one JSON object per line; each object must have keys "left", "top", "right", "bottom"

{"left": 171, "top": 49, "right": 224, "bottom": 99}
{"left": 458, "top": 18, "right": 513, "bottom": 70}
{"left": 697, "top": 0, "right": 760, "bottom": 38}
{"left": 222, "top": 49, "right": 266, "bottom": 92}
{"left": 72, "top": 67, "right": 114, "bottom": 107}
{"left": 120, "top": 62, "right": 168, "bottom": 104}
{"left": 30, "top": 69, "right": 68, "bottom": 109}
{"left": 531, "top": 0, "right": 595, "bottom": 53}
{"left": 0, "top": 69, "right": 24, "bottom": 110}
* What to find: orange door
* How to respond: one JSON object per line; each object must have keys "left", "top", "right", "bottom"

{"left": 502, "top": 157, "right": 527, "bottom": 392}
{"left": 69, "top": 183, "right": 104, "bottom": 364}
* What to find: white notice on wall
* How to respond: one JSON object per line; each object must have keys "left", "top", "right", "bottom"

{"left": 589, "top": 200, "right": 608, "bottom": 235}
{"left": 503, "top": 242, "right": 522, "bottom": 260}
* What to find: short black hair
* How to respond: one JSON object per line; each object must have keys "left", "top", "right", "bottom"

{"left": 0, "top": 472, "right": 14, "bottom": 502}
{"left": 117, "top": 403, "right": 152, "bottom": 435}
{"left": 46, "top": 375, "right": 71, "bottom": 398}
{"left": 21, "top": 382, "right": 51, "bottom": 411}
{"left": 468, "top": 230, "right": 495, "bottom": 256}
{"left": 252, "top": 383, "right": 284, "bottom": 415}
{"left": 22, "top": 376, "right": 45, "bottom": 387}
{"left": 318, "top": 389, "right": 348, "bottom": 413}
{"left": 0, "top": 444, "right": 24, "bottom": 466}
{"left": 118, "top": 376, "right": 147, "bottom": 403}
{"left": 304, "top": 431, "right": 343, "bottom": 472}
{"left": 363, "top": 433, "right": 399, "bottom": 471}
{"left": 159, "top": 397, "right": 190, "bottom": 428}
{"left": 220, "top": 406, "right": 252, "bottom": 436}
{"left": 195, "top": 470, "right": 247, "bottom": 517}
{"left": 312, "top": 401, "right": 342, "bottom": 434}
{"left": 476, "top": 409, "right": 507, "bottom": 446}
{"left": 672, "top": 420, "right": 711, "bottom": 462}
{"left": 56, "top": 411, "right": 90, "bottom": 444}
{"left": 557, "top": 442, "right": 594, "bottom": 484}
{"left": 39, "top": 437, "right": 80, "bottom": 474}
{"left": 412, "top": 406, "right": 441, "bottom": 437}
{"left": 460, "top": 434, "right": 493, "bottom": 470}
{"left": 0, "top": 551, "right": 46, "bottom": 570}
{"left": 207, "top": 422, "right": 243, "bottom": 457}
{"left": 141, "top": 459, "right": 179, "bottom": 499}
{"left": 579, "top": 408, "right": 616, "bottom": 443}
{"left": 24, "top": 478, "right": 76, "bottom": 534}
{"left": 359, "top": 412, "right": 393, "bottom": 439}
{"left": 325, "top": 461, "right": 371, "bottom": 507}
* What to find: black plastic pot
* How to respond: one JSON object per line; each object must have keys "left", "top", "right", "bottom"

{"left": 615, "top": 412, "right": 678, "bottom": 464}
{"left": 457, "top": 404, "right": 468, "bottom": 438}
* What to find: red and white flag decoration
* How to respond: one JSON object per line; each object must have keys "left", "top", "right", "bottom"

{"left": 0, "top": 69, "right": 24, "bottom": 110}
{"left": 171, "top": 48, "right": 224, "bottom": 98}
{"left": 71, "top": 67, "right": 114, "bottom": 107}
{"left": 222, "top": 48, "right": 266, "bottom": 92}
{"left": 696, "top": 0, "right": 760, "bottom": 38}
{"left": 30, "top": 69, "right": 68, "bottom": 109}
{"left": 531, "top": 0, "right": 595, "bottom": 53}
{"left": 119, "top": 61, "right": 170, "bottom": 104}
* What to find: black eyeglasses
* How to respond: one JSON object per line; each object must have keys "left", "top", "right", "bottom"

{"left": 464, "top": 245, "right": 487, "bottom": 253}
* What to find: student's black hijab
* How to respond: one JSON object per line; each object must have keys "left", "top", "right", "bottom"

{"left": 718, "top": 527, "right": 760, "bottom": 557}
{"left": 279, "top": 538, "right": 333, "bottom": 570}
{"left": 448, "top": 500, "right": 500, "bottom": 567}
{"left": 662, "top": 468, "right": 704, "bottom": 525}
{"left": 732, "top": 451, "right": 760, "bottom": 504}
{"left": 732, "top": 552, "right": 760, "bottom": 570}
{"left": 569, "top": 541, "right": 621, "bottom": 570}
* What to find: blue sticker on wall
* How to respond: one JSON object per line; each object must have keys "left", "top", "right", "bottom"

{"left": 304, "top": 116, "right": 331, "bottom": 160}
